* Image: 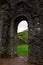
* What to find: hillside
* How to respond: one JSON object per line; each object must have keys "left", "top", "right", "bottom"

{"left": 18, "top": 29, "right": 29, "bottom": 43}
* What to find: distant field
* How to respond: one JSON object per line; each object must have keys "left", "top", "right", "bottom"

{"left": 18, "top": 29, "right": 29, "bottom": 43}
{"left": 17, "top": 44, "right": 29, "bottom": 56}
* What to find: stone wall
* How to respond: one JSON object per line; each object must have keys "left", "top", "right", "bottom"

{"left": 0, "top": 0, "right": 43, "bottom": 65}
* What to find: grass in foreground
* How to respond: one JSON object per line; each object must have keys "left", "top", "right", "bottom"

{"left": 17, "top": 44, "right": 29, "bottom": 56}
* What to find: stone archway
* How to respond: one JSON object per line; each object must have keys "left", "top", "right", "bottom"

{"left": 9, "top": 15, "right": 32, "bottom": 58}
{"left": 0, "top": 0, "right": 43, "bottom": 65}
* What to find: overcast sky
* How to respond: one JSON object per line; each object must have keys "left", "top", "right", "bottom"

{"left": 17, "top": 20, "right": 28, "bottom": 33}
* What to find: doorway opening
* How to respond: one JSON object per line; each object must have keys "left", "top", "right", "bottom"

{"left": 17, "top": 20, "right": 29, "bottom": 57}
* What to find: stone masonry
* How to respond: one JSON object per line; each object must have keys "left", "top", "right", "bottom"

{"left": 0, "top": 0, "right": 43, "bottom": 65}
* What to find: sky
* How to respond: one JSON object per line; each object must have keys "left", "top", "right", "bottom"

{"left": 17, "top": 20, "right": 28, "bottom": 33}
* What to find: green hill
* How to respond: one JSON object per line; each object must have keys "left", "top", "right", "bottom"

{"left": 18, "top": 29, "right": 29, "bottom": 43}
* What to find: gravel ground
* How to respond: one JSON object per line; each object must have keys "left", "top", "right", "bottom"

{"left": 0, "top": 56, "right": 34, "bottom": 65}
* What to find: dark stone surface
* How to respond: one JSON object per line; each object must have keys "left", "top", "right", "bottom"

{"left": 0, "top": 0, "right": 43, "bottom": 65}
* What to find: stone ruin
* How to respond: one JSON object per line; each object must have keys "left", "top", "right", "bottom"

{"left": 0, "top": 0, "right": 43, "bottom": 65}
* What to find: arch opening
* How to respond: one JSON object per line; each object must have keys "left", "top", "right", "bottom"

{"left": 16, "top": 20, "right": 29, "bottom": 57}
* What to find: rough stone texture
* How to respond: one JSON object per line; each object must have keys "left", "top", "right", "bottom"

{"left": 0, "top": 0, "right": 43, "bottom": 65}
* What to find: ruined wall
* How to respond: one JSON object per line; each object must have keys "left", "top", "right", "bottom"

{"left": 0, "top": 0, "right": 43, "bottom": 65}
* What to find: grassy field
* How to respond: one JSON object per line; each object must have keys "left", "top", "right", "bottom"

{"left": 17, "top": 29, "right": 29, "bottom": 56}
{"left": 17, "top": 44, "right": 29, "bottom": 56}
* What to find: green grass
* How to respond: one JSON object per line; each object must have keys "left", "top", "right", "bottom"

{"left": 17, "top": 29, "right": 29, "bottom": 56}
{"left": 17, "top": 44, "right": 29, "bottom": 56}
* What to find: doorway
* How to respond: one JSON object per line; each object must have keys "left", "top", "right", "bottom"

{"left": 17, "top": 20, "right": 29, "bottom": 57}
